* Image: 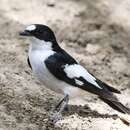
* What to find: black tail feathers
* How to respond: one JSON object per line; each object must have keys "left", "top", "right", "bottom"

{"left": 100, "top": 97, "right": 130, "bottom": 114}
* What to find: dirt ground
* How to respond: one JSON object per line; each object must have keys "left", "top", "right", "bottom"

{"left": 0, "top": 0, "right": 130, "bottom": 130}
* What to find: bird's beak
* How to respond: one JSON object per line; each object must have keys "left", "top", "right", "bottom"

{"left": 19, "top": 30, "right": 31, "bottom": 36}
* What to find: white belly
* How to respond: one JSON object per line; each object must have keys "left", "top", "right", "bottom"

{"left": 29, "top": 49, "right": 87, "bottom": 98}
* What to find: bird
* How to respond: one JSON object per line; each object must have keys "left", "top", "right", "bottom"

{"left": 20, "top": 24, "right": 130, "bottom": 123}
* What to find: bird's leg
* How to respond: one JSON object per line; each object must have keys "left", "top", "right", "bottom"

{"left": 49, "top": 94, "right": 69, "bottom": 123}
{"left": 55, "top": 97, "right": 65, "bottom": 110}
{"left": 55, "top": 95, "right": 69, "bottom": 111}
{"left": 57, "top": 94, "right": 69, "bottom": 113}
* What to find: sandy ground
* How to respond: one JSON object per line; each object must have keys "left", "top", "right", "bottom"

{"left": 0, "top": 0, "right": 130, "bottom": 130}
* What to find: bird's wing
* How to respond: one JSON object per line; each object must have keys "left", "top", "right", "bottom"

{"left": 45, "top": 52, "right": 120, "bottom": 95}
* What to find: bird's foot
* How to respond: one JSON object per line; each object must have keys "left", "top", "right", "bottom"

{"left": 48, "top": 111, "right": 62, "bottom": 124}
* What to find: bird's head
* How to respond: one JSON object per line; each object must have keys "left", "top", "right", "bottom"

{"left": 20, "top": 24, "right": 56, "bottom": 42}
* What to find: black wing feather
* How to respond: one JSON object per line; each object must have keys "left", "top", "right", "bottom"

{"left": 45, "top": 51, "right": 120, "bottom": 94}
{"left": 45, "top": 52, "right": 105, "bottom": 95}
{"left": 96, "top": 79, "right": 121, "bottom": 94}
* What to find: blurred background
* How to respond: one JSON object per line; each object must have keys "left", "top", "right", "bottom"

{"left": 0, "top": 0, "right": 130, "bottom": 130}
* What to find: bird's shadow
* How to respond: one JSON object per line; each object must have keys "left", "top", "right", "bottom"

{"left": 44, "top": 98, "right": 118, "bottom": 119}
{"left": 44, "top": 104, "right": 118, "bottom": 129}
{"left": 62, "top": 104, "right": 118, "bottom": 119}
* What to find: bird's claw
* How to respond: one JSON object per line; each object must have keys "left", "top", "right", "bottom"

{"left": 48, "top": 111, "right": 62, "bottom": 124}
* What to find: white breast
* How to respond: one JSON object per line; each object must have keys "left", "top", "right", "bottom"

{"left": 29, "top": 40, "right": 59, "bottom": 91}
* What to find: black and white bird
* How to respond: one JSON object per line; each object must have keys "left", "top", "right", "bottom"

{"left": 20, "top": 24, "right": 130, "bottom": 122}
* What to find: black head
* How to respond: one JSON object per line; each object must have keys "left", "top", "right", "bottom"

{"left": 20, "top": 24, "right": 56, "bottom": 42}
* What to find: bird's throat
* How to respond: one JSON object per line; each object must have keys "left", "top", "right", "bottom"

{"left": 30, "top": 38, "right": 53, "bottom": 51}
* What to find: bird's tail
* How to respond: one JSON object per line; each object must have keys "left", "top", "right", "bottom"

{"left": 100, "top": 97, "right": 130, "bottom": 114}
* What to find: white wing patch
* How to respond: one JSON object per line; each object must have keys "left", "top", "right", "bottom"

{"left": 64, "top": 64, "right": 102, "bottom": 89}
{"left": 26, "top": 25, "right": 36, "bottom": 31}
